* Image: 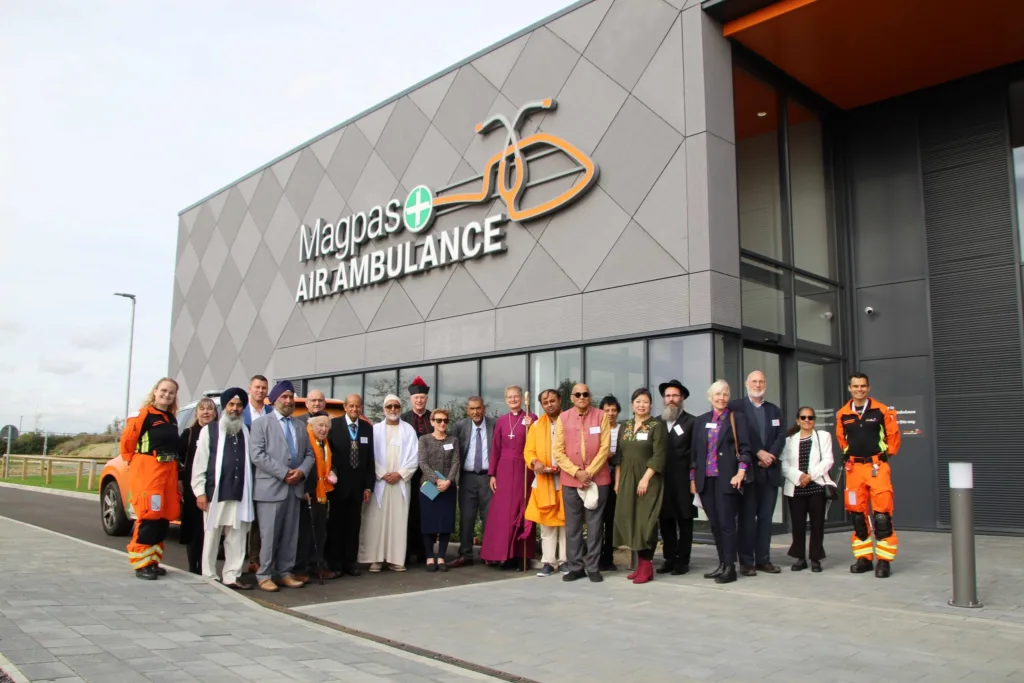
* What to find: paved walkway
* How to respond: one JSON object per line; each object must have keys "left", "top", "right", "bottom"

{"left": 0, "top": 518, "right": 499, "bottom": 683}
{"left": 301, "top": 531, "right": 1024, "bottom": 683}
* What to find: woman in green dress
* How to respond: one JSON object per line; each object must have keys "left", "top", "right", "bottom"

{"left": 613, "top": 388, "right": 667, "bottom": 585}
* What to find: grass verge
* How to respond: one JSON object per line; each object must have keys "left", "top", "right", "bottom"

{"left": 0, "top": 474, "right": 99, "bottom": 494}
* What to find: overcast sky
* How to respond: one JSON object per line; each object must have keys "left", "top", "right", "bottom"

{"left": 0, "top": 0, "right": 572, "bottom": 435}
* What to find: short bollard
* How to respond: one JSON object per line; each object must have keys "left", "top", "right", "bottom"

{"left": 948, "top": 462, "right": 982, "bottom": 608}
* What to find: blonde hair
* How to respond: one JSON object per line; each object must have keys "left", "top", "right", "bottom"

{"left": 431, "top": 407, "right": 450, "bottom": 421}
{"left": 504, "top": 385, "right": 523, "bottom": 397}
{"left": 188, "top": 397, "right": 218, "bottom": 428}
{"left": 142, "top": 377, "right": 180, "bottom": 415}
{"left": 706, "top": 379, "right": 731, "bottom": 402}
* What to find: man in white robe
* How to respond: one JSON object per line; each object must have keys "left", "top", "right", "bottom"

{"left": 358, "top": 394, "right": 419, "bottom": 571}
{"left": 191, "top": 388, "right": 255, "bottom": 590}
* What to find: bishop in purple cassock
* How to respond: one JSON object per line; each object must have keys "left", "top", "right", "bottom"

{"left": 480, "top": 386, "right": 537, "bottom": 566}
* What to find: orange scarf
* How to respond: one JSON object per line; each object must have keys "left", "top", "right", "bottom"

{"left": 306, "top": 425, "right": 334, "bottom": 503}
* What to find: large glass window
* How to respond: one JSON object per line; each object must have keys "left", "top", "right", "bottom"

{"left": 741, "top": 257, "right": 790, "bottom": 338}
{"left": 481, "top": 355, "right": 527, "bottom": 418}
{"left": 363, "top": 370, "right": 397, "bottom": 423}
{"left": 399, "top": 366, "right": 436, "bottom": 411}
{"left": 437, "top": 361, "right": 478, "bottom": 420}
{"left": 788, "top": 100, "right": 833, "bottom": 278}
{"left": 735, "top": 69, "right": 784, "bottom": 262}
{"left": 648, "top": 335, "right": 714, "bottom": 416}
{"left": 333, "top": 374, "right": 363, "bottom": 402}
{"left": 1010, "top": 81, "right": 1024, "bottom": 260}
{"left": 795, "top": 275, "right": 837, "bottom": 348}
{"left": 530, "top": 348, "right": 582, "bottom": 413}
{"left": 586, "top": 342, "right": 644, "bottom": 420}
{"left": 305, "top": 377, "right": 332, "bottom": 399}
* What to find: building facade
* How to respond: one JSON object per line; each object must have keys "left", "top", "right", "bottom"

{"left": 171, "top": 0, "right": 1024, "bottom": 533}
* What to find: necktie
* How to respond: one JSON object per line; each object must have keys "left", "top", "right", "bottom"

{"left": 348, "top": 423, "right": 360, "bottom": 469}
{"left": 283, "top": 417, "right": 297, "bottom": 468}
{"left": 472, "top": 426, "right": 483, "bottom": 472}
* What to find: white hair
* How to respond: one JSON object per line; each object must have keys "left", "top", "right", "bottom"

{"left": 307, "top": 414, "right": 331, "bottom": 429}
{"left": 707, "top": 379, "right": 731, "bottom": 401}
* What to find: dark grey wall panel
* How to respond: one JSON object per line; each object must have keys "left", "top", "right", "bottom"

{"left": 846, "top": 104, "right": 928, "bottom": 287}
{"left": 855, "top": 280, "right": 931, "bottom": 360}
{"left": 918, "top": 82, "right": 1024, "bottom": 531}
{"left": 857, "top": 356, "right": 937, "bottom": 531}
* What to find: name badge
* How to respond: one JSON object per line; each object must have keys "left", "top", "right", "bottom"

{"left": 589, "top": 426, "right": 601, "bottom": 435}
{"left": 771, "top": 419, "right": 781, "bottom": 427}
{"left": 705, "top": 422, "right": 718, "bottom": 430}
{"left": 673, "top": 424, "right": 684, "bottom": 436}
{"left": 360, "top": 436, "right": 368, "bottom": 444}
{"left": 637, "top": 432, "right": 649, "bottom": 441}
{"left": 443, "top": 443, "right": 454, "bottom": 451}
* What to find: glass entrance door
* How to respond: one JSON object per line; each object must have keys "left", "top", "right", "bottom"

{"left": 797, "top": 355, "right": 847, "bottom": 525}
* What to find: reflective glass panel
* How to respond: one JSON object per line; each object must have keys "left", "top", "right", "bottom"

{"left": 333, "top": 374, "right": 363, "bottom": 403}
{"left": 363, "top": 370, "right": 397, "bottom": 423}
{"left": 648, "top": 334, "right": 714, "bottom": 416}
{"left": 1010, "top": 82, "right": 1024, "bottom": 260}
{"left": 741, "top": 257, "right": 790, "bottom": 337}
{"left": 795, "top": 275, "right": 837, "bottom": 348}
{"left": 585, "top": 342, "right": 644, "bottom": 420}
{"left": 788, "top": 100, "right": 833, "bottom": 278}
{"left": 305, "top": 377, "right": 332, "bottom": 399}
{"left": 481, "top": 355, "right": 527, "bottom": 418}
{"left": 530, "top": 348, "right": 582, "bottom": 413}
{"left": 437, "top": 362, "right": 478, "bottom": 421}
{"left": 735, "top": 68, "right": 784, "bottom": 262}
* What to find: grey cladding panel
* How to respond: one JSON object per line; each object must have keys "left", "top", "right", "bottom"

{"left": 919, "top": 83, "right": 1024, "bottom": 531}
{"left": 855, "top": 280, "right": 931, "bottom": 361}
{"left": 582, "top": 0, "right": 677, "bottom": 92}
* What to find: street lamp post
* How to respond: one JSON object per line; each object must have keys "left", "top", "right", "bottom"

{"left": 114, "top": 293, "right": 137, "bottom": 422}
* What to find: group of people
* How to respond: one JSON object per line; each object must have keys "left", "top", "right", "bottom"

{"left": 119, "top": 369, "right": 901, "bottom": 589}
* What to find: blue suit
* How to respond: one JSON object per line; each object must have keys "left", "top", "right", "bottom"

{"left": 730, "top": 398, "right": 786, "bottom": 568}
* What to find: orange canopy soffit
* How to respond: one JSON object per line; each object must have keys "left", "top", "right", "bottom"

{"left": 723, "top": 0, "right": 1024, "bottom": 110}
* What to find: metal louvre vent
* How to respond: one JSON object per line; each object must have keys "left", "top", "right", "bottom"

{"left": 919, "top": 85, "right": 1024, "bottom": 531}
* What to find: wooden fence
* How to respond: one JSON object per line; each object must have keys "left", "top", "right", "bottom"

{"left": 0, "top": 455, "right": 108, "bottom": 491}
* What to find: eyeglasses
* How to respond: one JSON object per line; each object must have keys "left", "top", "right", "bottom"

{"left": 798, "top": 415, "right": 816, "bottom": 421}
{"left": 573, "top": 392, "right": 590, "bottom": 398}
{"left": 384, "top": 404, "right": 401, "bottom": 410}
{"left": 433, "top": 418, "right": 449, "bottom": 424}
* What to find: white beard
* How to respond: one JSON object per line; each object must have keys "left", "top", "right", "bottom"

{"left": 661, "top": 403, "right": 680, "bottom": 422}
{"left": 221, "top": 414, "right": 243, "bottom": 436}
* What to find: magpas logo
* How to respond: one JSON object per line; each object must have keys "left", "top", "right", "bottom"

{"left": 295, "top": 97, "right": 599, "bottom": 303}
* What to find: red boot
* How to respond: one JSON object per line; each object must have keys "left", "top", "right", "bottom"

{"left": 633, "top": 558, "right": 654, "bottom": 584}
{"left": 627, "top": 562, "right": 640, "bottom": 580}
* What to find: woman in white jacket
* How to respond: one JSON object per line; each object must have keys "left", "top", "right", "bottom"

{"left": 781, "top": 407, "right": 835, "bottom": 572}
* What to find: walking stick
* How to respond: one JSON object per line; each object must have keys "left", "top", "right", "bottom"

{"left": 306, "top": 496, "right": 324, "bottom": 585}
{"left": 522, "top": 391, "right": 530, "bottom": 573}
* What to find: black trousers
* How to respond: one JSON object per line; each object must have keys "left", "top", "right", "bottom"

{"left": 296, "top": 499, "right": 329, "bottom": 573}
{"left": 407, "top": 471, "right": 425, "bottom": 561}
{"left": 787, "top": 493, "right": 826, "bottom": 561}
{"left": 599, "top": 484, "right": 617, "bottom": 566}
{"left": 739, "top": 480, "right": 779, "bottom": 566}
{"left": 659, "top": 515, "right": 694, "bottom": 566}
{"left": 458, "top": 472, "right": 492, "bottom": 558}
{"left": 326, "top": 492, "right": 362, "bottom": 569}
{"left": 702, "top": 478, "right": 740, "bottom": 566}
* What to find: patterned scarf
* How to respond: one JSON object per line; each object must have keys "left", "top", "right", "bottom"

{"left": 306, "top": 425, "right": 334, "bottom": 503}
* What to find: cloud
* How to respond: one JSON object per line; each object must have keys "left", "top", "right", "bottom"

{"left": 70, "top": 328, "right": 122, "bottom": 352}
{"left": 42, "top": 359, "right": 86, "bottom": 376}
{"left": 0, "top": 321, "right": 22, "bottom": 337}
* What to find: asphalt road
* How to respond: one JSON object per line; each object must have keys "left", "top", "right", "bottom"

{"left": 0, "top": 485, "right": 521, "bottom": 608}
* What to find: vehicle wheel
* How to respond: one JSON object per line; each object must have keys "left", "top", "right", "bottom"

{"left": 101, "top": 480, "right": 131, "bottom": 536}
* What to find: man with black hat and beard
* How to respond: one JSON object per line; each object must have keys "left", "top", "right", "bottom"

{"left": 401, "top": 376, "right": 432, "bottom": 564}
{"left": 656, "top": 380, "right": 698, "bottom": 575}
{"left": 191, "top": 388, "right": 255, "bottom": 590}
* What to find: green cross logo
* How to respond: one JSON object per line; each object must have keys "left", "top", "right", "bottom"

{"left": 404, "top": 185, "right": 434, "bottom": 233}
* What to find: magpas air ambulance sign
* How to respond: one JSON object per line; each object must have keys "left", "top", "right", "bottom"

{"left": 295, "top": 98, "right": 599, "bottom": 303}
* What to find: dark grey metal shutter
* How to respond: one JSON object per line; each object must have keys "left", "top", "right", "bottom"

{"left": 919, "top": 82, "right": 1024, "bottom": 531}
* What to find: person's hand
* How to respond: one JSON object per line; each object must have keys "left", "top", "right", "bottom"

{"left": 532, "top": 460, "right": 545, "bottom": 475}
{"left": 798, "top": 473, "right": 812, "bottom": 487}
{"left": 614, "top": 483, "right": 619, "bottom": 495}
{"left": 690, "top": 480, "right": 696, "bottom": 495}
{"left": 489, "top": 476, "right": 497, "bottom": 492}
{"left": 327, "top": 471, "right": 338, "bottom": 485}
{"left": 522, "top": 415, "right": 532, "bottom": 426}
{"left": 362, "top": 489, "right": 371, "bottom": 504}
{"left": 730, "top": 471, "right": 745, "bottom": 490}
{"left": 637, "top": 476, "right": 650, "bottom": 497}
{"left": 438, "top": 479, "right": 451, "bottom": 493}
{"left": 574, "top": 470, "right": 592, "bottom": 486}
{"left": 196, "top": 495, "right": 209, "bottom": 512}
{"left": 757, "top": 450, "right": 775, "bottom": 468}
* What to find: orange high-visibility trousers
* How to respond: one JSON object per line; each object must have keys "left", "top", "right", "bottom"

{"left": 126, "top": 455, "right": 180, "bottom": 570}
{"left": 844, "top": 458, "right": 898, "bottom": 562}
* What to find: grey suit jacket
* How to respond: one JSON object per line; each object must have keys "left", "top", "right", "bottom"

{"left": 452, "top": 416, "right": 496, "bottom": 472}
{"left": 249, "top": 411, "right": 315, "bottom": 502}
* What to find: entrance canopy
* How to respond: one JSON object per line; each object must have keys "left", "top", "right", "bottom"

{"left": 711, "top": 0, "right": 1024, "bottom": 109}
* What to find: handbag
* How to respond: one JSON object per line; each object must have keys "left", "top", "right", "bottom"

{"left": 729, "top": 412, "right": 754, "bottom": 485}
{"left": 814, "top": 432, "right": 839, "bottom": 501}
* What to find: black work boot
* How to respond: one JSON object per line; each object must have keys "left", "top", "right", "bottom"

{"left": 703, "top": 563, "right": 725, "bottom": 579}
{"left": 874, "top": 560, "right": 891, "bottom": 578}
{"left": 152, "top": 564, "right": 167, "bottom": 576}
{"left": 850, "top": 557, "right": 874, "bottom": 574}
{"left": 136, "top": 565, "right": 158, "bottom": 581}
{"left": 715, "top": 564, "right": 738, "bottom": 584}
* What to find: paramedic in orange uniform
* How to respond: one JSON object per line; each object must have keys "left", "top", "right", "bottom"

{"left": 835, "top": 373, "right": 901, "bottom": 578}
{"left": 121, "top": 377, "right": 182, "bottom": 580}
